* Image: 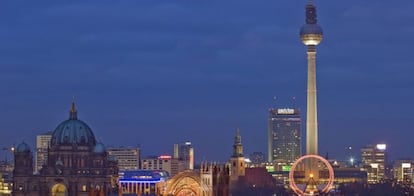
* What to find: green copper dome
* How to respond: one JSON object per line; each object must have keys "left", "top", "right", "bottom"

{"left": 16, "top": 142, "right": 31, "bottom": 153}
{"left": 51, "top": 102, "right": 96, "bottom": 147}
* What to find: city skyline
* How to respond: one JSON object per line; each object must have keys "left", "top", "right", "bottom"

{"left": 1, "top": 0, "right": 414, "bottom": 162}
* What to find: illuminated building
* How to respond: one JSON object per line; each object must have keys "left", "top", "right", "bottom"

{"left": 319, "top": 168, "right": 367, "bottom": 184}
{"left": 0, "top": 176, "right": 11, "bottom": 196}
{"left": 229, "top": 128, "right": 245, "bottom": 185}
{"left": 118, "top": 170, "right": 169, "bottom": 195}
{"left": 173, "top": 141, "right": 194, "bottom": 170}
{"left": 12, "top": 102, "right": 118, "bottom": 196}
{"left": 0, "top": 161, "right": 13, "bottom": 196}
{"left": 157, "top": 163, "right": 229, "bottom": 196}
{"left": 107, "top": 146, "right": 141, "bottom": 171}
{"left": 361, "top": 144, "right": 387, "bottom": 183}
{"left": 141, "top": 155, "right": 185, "bottom": 177}
{"left": 284, "top": 162, "right": 367, "bottom": 190}
{"left": 267, "top": 108, "right": 301, "bottom": 163}
{"left": 35, "top": 131, "right": 52, "bottom": 173}
{"left": 392, "top": 160, "right": 414, "bottom": 184}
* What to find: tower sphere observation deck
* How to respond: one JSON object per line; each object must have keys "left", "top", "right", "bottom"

{"left": 300, "top": 2, "right": 323, "bottom": 46}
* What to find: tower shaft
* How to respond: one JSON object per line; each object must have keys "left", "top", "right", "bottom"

{"left": 306, "top": 45, "right": 318, "bottom": 155}
{"left": 306, "top": 45, "right": 319, "bottom": 181}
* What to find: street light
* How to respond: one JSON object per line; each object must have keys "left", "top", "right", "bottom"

{"left": 350, "top": 158, "right": 354, "bottom": 166}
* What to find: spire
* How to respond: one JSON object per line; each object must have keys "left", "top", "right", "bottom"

{"left": 232, "top": 128, "right": 243, "bottom": 157}
{"left": 235, "top": 128, "right": 242, "bottom": 145}
{"left": 305, "top": 0, "right": 318, "bottom": 24}
{"left": 69, "top": 98, "right": 78, "bottom": 120}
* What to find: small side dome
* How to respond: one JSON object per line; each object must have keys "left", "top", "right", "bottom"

{"left": 93, "top": 142, "right": 106, "bottom": 154}
{"left": 16, "top": 142, "right": 31, "bottom": 153}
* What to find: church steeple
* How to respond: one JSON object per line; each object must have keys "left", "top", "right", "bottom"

{"left": 232, "top": 128, "right": 243, "bottom": 157}
{"left": 69, "top": 99, "right": 78, "bottom": 120}
{"left": 230, "top": 128, "right": 245, "bottom": 185}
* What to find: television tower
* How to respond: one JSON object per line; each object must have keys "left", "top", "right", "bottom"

{"left": 300, "top": 0, "right": 323, "bottom": 180}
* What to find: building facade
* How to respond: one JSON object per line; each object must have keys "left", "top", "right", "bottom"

{"left": 267, "top": 108, "right": 301, "bottom": 163}
{"left": 118, "top": 170, "right": 169, "bottom": 195}
{"left": 361, "top": 144, "right": 387, "bottom": 184}
{"left": 173, "top": 141, "right": 194, "bottom": 170}
{"left": 141, "top": 155, "right": 185, "bottom": 177}
{"left": 392, "top": 160, "right": 414, "bottom": 184}
{"left": 0, "top": 160, "right": 13, "bottom": 196}
{"left": 35, "top": 132, "right": 52, "bottom": 173}
{"left": 200, "top": 163, "right": 230, "bottom": 196}
{"left": 12, "top": 102, "right": 118, "bottom": 196}
{"left": 107, "top": 146, "right": 140, "bottom": 171}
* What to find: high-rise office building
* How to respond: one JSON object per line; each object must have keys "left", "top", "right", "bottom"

{"left": 173, "top": 141, "right": 194, "bottom": 170}
{"left": 361, "top": 144, "right": 387, "bottom": 184}
{"left": 267, "top": 108, "right": 301, "bottom": 164}
{"left": 107, "top": 146, "right": 141, "bottom": 171}
{"left": 35, "top": 131, "right": 52, "bottom": 173}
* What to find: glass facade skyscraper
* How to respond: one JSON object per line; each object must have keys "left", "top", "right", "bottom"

{"left": 268, "top": 108, "right": 301, "bottom": 163}
{"left": 174, "top": 141, "right": 194, "bottom": 170}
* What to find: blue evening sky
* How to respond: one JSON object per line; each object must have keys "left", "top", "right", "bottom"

{"left": 0, "top": 0, "right": 413, "bottom": 162}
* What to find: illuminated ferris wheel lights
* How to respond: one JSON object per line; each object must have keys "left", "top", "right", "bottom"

{"left": 289, "top": 154, "right": 335, "bottom": 195}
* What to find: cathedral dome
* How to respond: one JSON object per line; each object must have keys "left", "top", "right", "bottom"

{"left": 50, "top": 102, "right": 96, "bottom": 147}
{"left": 16, "top": 142, "right": 31, "bottom": 153}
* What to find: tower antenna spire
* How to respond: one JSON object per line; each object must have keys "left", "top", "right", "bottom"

{"left": 235, "top": 128, "right": 241, "bottom": 145}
